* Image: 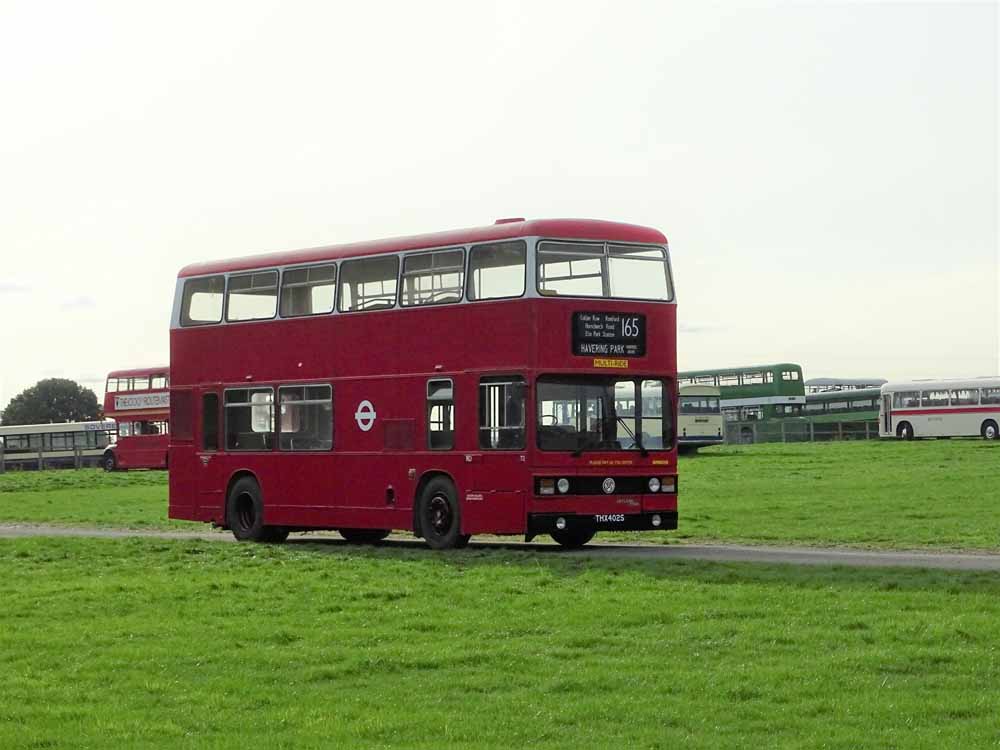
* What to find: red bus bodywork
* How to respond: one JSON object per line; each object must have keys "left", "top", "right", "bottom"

{"left": 103, "top": 367, "right": 170, "bottom": 471}
{"left": 168, "top": 218, "right": 678, "bottom": 546}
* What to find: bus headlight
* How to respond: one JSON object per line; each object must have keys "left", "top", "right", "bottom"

{"left": 557, "top": 478, "right": 570, "bottom": 494}
{"left": 652, "top": 514, "right": 662, "bottom": 527}
{"left": 661, "top": 478, "right": 676, "bottom": 493}
{"left": 555, "top": 517, "right": 567, "bottom": 530}
{"left": 648, "top": 477, "right": 661, "bottom": 493}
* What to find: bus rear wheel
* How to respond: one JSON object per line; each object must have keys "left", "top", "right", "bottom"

{"left": 226, "top": 477, "right": 285, "bottom": 543}
{"left": 897, "top": 422, "right": 914, "bottom": 441}
{"left": 418, "top": 478, "right": 470, "bottom": 550}
{"left": 982, "top": 420, "right": 999, "bottom": 440}
{"left": 551, "top": 526, "right": 595, "bottom": 549}
{"left": 339, "top": 528, "right": 390, "bottom": 544}
{"left": 102, "top": 452, "right": 116, "bottom": 472}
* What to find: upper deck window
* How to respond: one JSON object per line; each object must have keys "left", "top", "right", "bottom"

{"left": 537, "top": 242, "right": 672, "bottom": 301}
{"left": 151, "top": 374, "right": 168, "bottom": 389}
{"left": 280, "top": 264, "right": 336, "bottom": 317}
{"left": 227, "top": 271, "right": 278, "bottom": 322}
{"left": 181, "top": 275, "right": 225, "bottom": 326}
{"left": 467, "top": 241, "right": 526, "bottom": 301}
{"left": 401, "top": 249, "right": 465, "bottom": 307}
{"left": 339, "top": 256, "right": 399, "bottom": 312}
{"left": 781, "top": 370, "right": 800, "bottom": 382}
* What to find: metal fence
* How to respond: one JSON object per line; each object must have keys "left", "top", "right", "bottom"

{"left": 725, "top": 420, "right": 879, "bottom": 444}
{"left": 0, "top": 444, "right": 101, "bottom": 472}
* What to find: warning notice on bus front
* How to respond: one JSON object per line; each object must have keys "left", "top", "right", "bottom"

{"left": 572, "top": 312, "right": 646, "bottom": 357}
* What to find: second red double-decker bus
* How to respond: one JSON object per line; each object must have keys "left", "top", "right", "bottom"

{"left": 168, "top": 218, "right": 677, "bottom": 548}
{"left": 103, "top": 367, "right": 170, "bottom": 471}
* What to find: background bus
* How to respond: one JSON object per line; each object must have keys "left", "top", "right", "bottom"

{"left": 678, "top": 384, "right": 723, "bottom": 452}
{"left": 0, "top": 421, "right": 117, "bottom": 470}
{"left": 678, "top": 363, "right": 805, "bottom": 443}
{"left": 880, "top": 378, "right": 1000, "bottom": 440}
{"left": 103, "top": 367, "right": 170, "bottom": 471}
{"left": 168, "top": 218, "right": 678, "bottom": 549}
{"left": 805, "top": 377, "right": 886, "bottom": 394}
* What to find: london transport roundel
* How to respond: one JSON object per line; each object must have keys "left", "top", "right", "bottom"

{"left": 355, "top": 400, "right": 377, "bottom": 432}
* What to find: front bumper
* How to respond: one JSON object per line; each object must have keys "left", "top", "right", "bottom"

{"left": 526, "top": 511, "right": 678, "bottom": 540}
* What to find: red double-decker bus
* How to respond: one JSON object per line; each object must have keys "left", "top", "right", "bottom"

{"left": 103, "top": 367, "right": 170, "bottom": 471}
{"left": 168, "top": 218, "right": 678, "bottom": 548}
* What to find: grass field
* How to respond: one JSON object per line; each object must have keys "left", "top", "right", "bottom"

{"left": 2, "top": 537, "right": 999, "bottom": 749}
{"left": 1, "top": 440, "right": 998, "bottom": 550}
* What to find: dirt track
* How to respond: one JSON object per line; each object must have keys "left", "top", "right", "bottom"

{"left": 3, "top": 524, "right": 1000, "bottom": 571}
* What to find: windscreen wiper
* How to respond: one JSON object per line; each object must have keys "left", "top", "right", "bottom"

{"left": 571, "top": 437, "right": 604, "bottom": 458}
{"left": 616, "top": 416, "right": 648, "bottom": 457}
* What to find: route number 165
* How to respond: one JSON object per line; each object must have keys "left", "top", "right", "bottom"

{"left": 621, "top": 317, "right": 641, "bottom": 337}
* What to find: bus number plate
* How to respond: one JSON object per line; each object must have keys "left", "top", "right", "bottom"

{"left": 572, "top": 312, "right": 646, "bottom": 357}
{"left": 594, "top": 514, "right": 626, "bottom": 523}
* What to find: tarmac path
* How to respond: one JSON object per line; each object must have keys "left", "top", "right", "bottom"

{"left": 2, "top": 523, "right": 1000, "bottom": 571}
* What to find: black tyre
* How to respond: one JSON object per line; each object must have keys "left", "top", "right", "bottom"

{"left": 551, "top": 526, "right": 596, "bottom": 549}
{"left": 339, "top": 528, "right": 390, "bottom": 544}
{"left": 982, "top": 420, "right": 999, "bottom": 441}
{"left": 226, "top": 476, "right": 283, "bottom": 543}
{"left": 417, "top": 477, "right": 467, "bottom": 550}
{"left": 102, "top": 452, "right": 117, "bottom": 472}
{"left": 897, "top": 422, "right": 914, "bottom": 441}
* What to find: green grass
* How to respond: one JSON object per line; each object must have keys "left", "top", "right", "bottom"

{"left": 0, "top": 469, "right": 195, "bottom": 530}
{"left": 1, "top": 537, "right": 998, "bottom": 749}
{"left": 657, "top": 440, "right": 1000, "bottom": 550}
{"left": 2, "top": 440, "right": 999, "bottom": 550}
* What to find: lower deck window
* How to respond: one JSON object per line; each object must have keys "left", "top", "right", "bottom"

{"left": 279, "top": 385, "right": 333, "bottom": 451}
{"left": 225, "top": 388, "right": 274, "bottom": 451}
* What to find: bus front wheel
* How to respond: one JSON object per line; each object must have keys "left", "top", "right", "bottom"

{"left": 102, "top": 452, "right": 116, "bottom": 472}
{"left": 418, "top": 478, "right": 470, "bottom": 550}
{"left": 982, "top": 420, "right": 999, "bottom": 440}
{"left": 551, "top": 527, "right": 595, "bottom": 549}
{"left": 897, "top": 422, "right": 914, "bottom": 441}
{"left": 226, "top": 477, "right": 286, "bottom": 543}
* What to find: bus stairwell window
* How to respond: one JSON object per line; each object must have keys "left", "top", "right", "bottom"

{"left": 479, "top": 377, "right": 525, "bottom": 449}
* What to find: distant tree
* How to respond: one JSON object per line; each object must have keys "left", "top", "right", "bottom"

{"left": 1, "top": 379, "right": 101, "bottom": 425}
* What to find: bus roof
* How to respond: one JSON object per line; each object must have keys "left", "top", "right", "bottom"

{"left": 805, "top": 377, "right": 886, "bottom": 388}
{"left": 882, "top": 377, "right": 1000, "bottom": 392}
{"left": 107, "top": 367, "right": 169, "bottom": 379}
{"left": 806, "top": 387, "right": 883, "bottom": 402}
{"left": 679, "top": 363, "right": 802, "bottom": 377}
{"left": 177, "top": 218, "right": 669, "bottom": 278}
{"left": 0, "top": 420, "right": 115, "bottom": 435}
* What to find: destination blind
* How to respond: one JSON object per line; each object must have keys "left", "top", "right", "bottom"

{"left": 572, "top": 312, "right": 646, "bottom": 357}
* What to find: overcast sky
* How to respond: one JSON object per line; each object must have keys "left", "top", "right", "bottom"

{"left": 1, "top": 0, "right": 996, "bottom": 410}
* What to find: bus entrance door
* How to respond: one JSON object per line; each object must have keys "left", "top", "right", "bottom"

{"left": 882, "top": 395, "right": 891, "bottom": 434}
{"left": 196, "top": 389, "right": 225, "bottom": 523}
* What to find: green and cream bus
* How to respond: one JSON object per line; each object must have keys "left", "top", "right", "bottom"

{"left": 678, "top": 385, "right": 724, "bottom": 452}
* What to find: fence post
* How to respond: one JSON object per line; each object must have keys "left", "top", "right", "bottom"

{"left": 74, "top": 447, "right": 81, "bottom": 469}
{"left": 37, "top": 448, "right": 44, "bottom": 471}
{"left": 837, "top": 422, "right": 844, "bottom": 441}
{"left": 0, "top": 441, "right": 5, "bottom": 474}
{"left": 780, "top": 421, "right": 786, "bottom": 443}
{"left": 809, "top": 421, "right": 815, "bottom": 442}
{"left": 865, "top": 422, "right": 870, "bottom": 440}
